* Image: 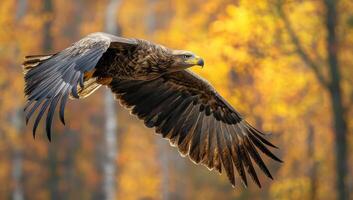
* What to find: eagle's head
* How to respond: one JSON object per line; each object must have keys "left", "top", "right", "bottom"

{"left": 170, "top": 50, "right": 204, "bottom": 70}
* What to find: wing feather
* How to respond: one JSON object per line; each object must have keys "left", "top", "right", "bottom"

{"left": 109, "top": 70, "right": 281, "bottom": 187}
{"left": 24, "top": 32, "right": 137, "bottom": 140}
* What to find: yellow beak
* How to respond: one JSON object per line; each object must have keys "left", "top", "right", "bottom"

{"left": 186, "top": 56, "right": 204, "bottom": 67}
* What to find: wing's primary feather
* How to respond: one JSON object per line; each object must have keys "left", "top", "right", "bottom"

{"left": 23, "top": 32, "right": 137, "bottom": 140}
{"left": 109, "top": 70, "right": 281, "bottom": 187}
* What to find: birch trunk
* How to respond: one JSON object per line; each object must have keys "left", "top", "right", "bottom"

{"left": 103, "top": 0, "right": 121, "bottom": 199}
{"left": 10, "top": 109, "right": 24, "bottom": 200}
{"left": 11, "top": 1, "right": 28, "bottom": 199}
{"left": 145, "top": 1, "right": 171, "bottom": 198}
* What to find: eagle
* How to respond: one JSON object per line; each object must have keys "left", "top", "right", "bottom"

{"left": 23, "top": 32, "right": 281, "bottom": 188}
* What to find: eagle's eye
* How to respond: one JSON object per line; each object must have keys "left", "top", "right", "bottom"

{"left": 182, "top": 54, "right": 193, "bottom": 59}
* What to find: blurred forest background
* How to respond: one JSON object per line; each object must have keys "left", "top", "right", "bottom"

{"left": 0, "top": 0, "right": 352, "bottom": 199}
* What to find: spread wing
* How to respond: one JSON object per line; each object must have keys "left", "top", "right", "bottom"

{"left": 109, "top": 70, "right": 281, "bottom": 187}
{"left": 23, "top": 32, "right": 137, "bottom": 140}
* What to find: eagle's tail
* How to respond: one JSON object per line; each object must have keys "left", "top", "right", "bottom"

{"left": 23, "top": 54, "right": 102, "bottom": 99}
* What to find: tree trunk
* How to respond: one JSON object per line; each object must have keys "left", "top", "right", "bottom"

{"left": 42, "top": 1, "right": 59, "bottom": 199}
{"left": 103, "top": 0, "right": 121, "bottom": 199}
{"left": 307, "top": 124, "right": 318, "bottom": 200}
{"left": 11, "top": 1, "right": 27, "bottom": 199}
{"left": 145, "top": 1, "right": 171, "bottom": 198}
{"left": 278, "top": 0, "right": 349, "bottom": 198}
{"left": 156, "top": 140, "right": 170, "bottom": 200}
{"left": 43, "top": 0, "right": 53, "bottom": 52}
{"left": 324, "top": 1, "right": 348, "bottom": 199}
{"left": 15, "top": 0, "right": 27, "bottom": 20}
{"left": 10, "top": 109, "right": 24, "bottom": 200}
{"left": 60, "top": 2, "right": 82, "bottom": 199}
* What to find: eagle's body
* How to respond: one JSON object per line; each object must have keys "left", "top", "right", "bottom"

{"left": 23, "top": 32, "right": 281, "bottom": 188}
{"left": 95, "top": 38, "right": 173, "bottom": 80}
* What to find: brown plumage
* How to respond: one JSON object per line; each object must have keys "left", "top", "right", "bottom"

{"left": 23, "top": 32, "right": 281, "bottom": 188}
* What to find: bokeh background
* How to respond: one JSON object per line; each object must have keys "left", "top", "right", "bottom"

{"left": 0, "top": 0, "right": 352, "bottom": 199}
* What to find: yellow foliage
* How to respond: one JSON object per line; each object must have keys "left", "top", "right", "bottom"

{"left": 0, "top": 0, "right": 352, "bottom": 199}
{"left": 270, "top": 178, "right": 310, "bottom": 200}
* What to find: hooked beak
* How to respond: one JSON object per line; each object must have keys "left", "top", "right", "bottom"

{"left": 197, "top": 58, "right": 204, "bottom": 67}
{"left": 186, "top": 56, "right": 205, "bottom": 68}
